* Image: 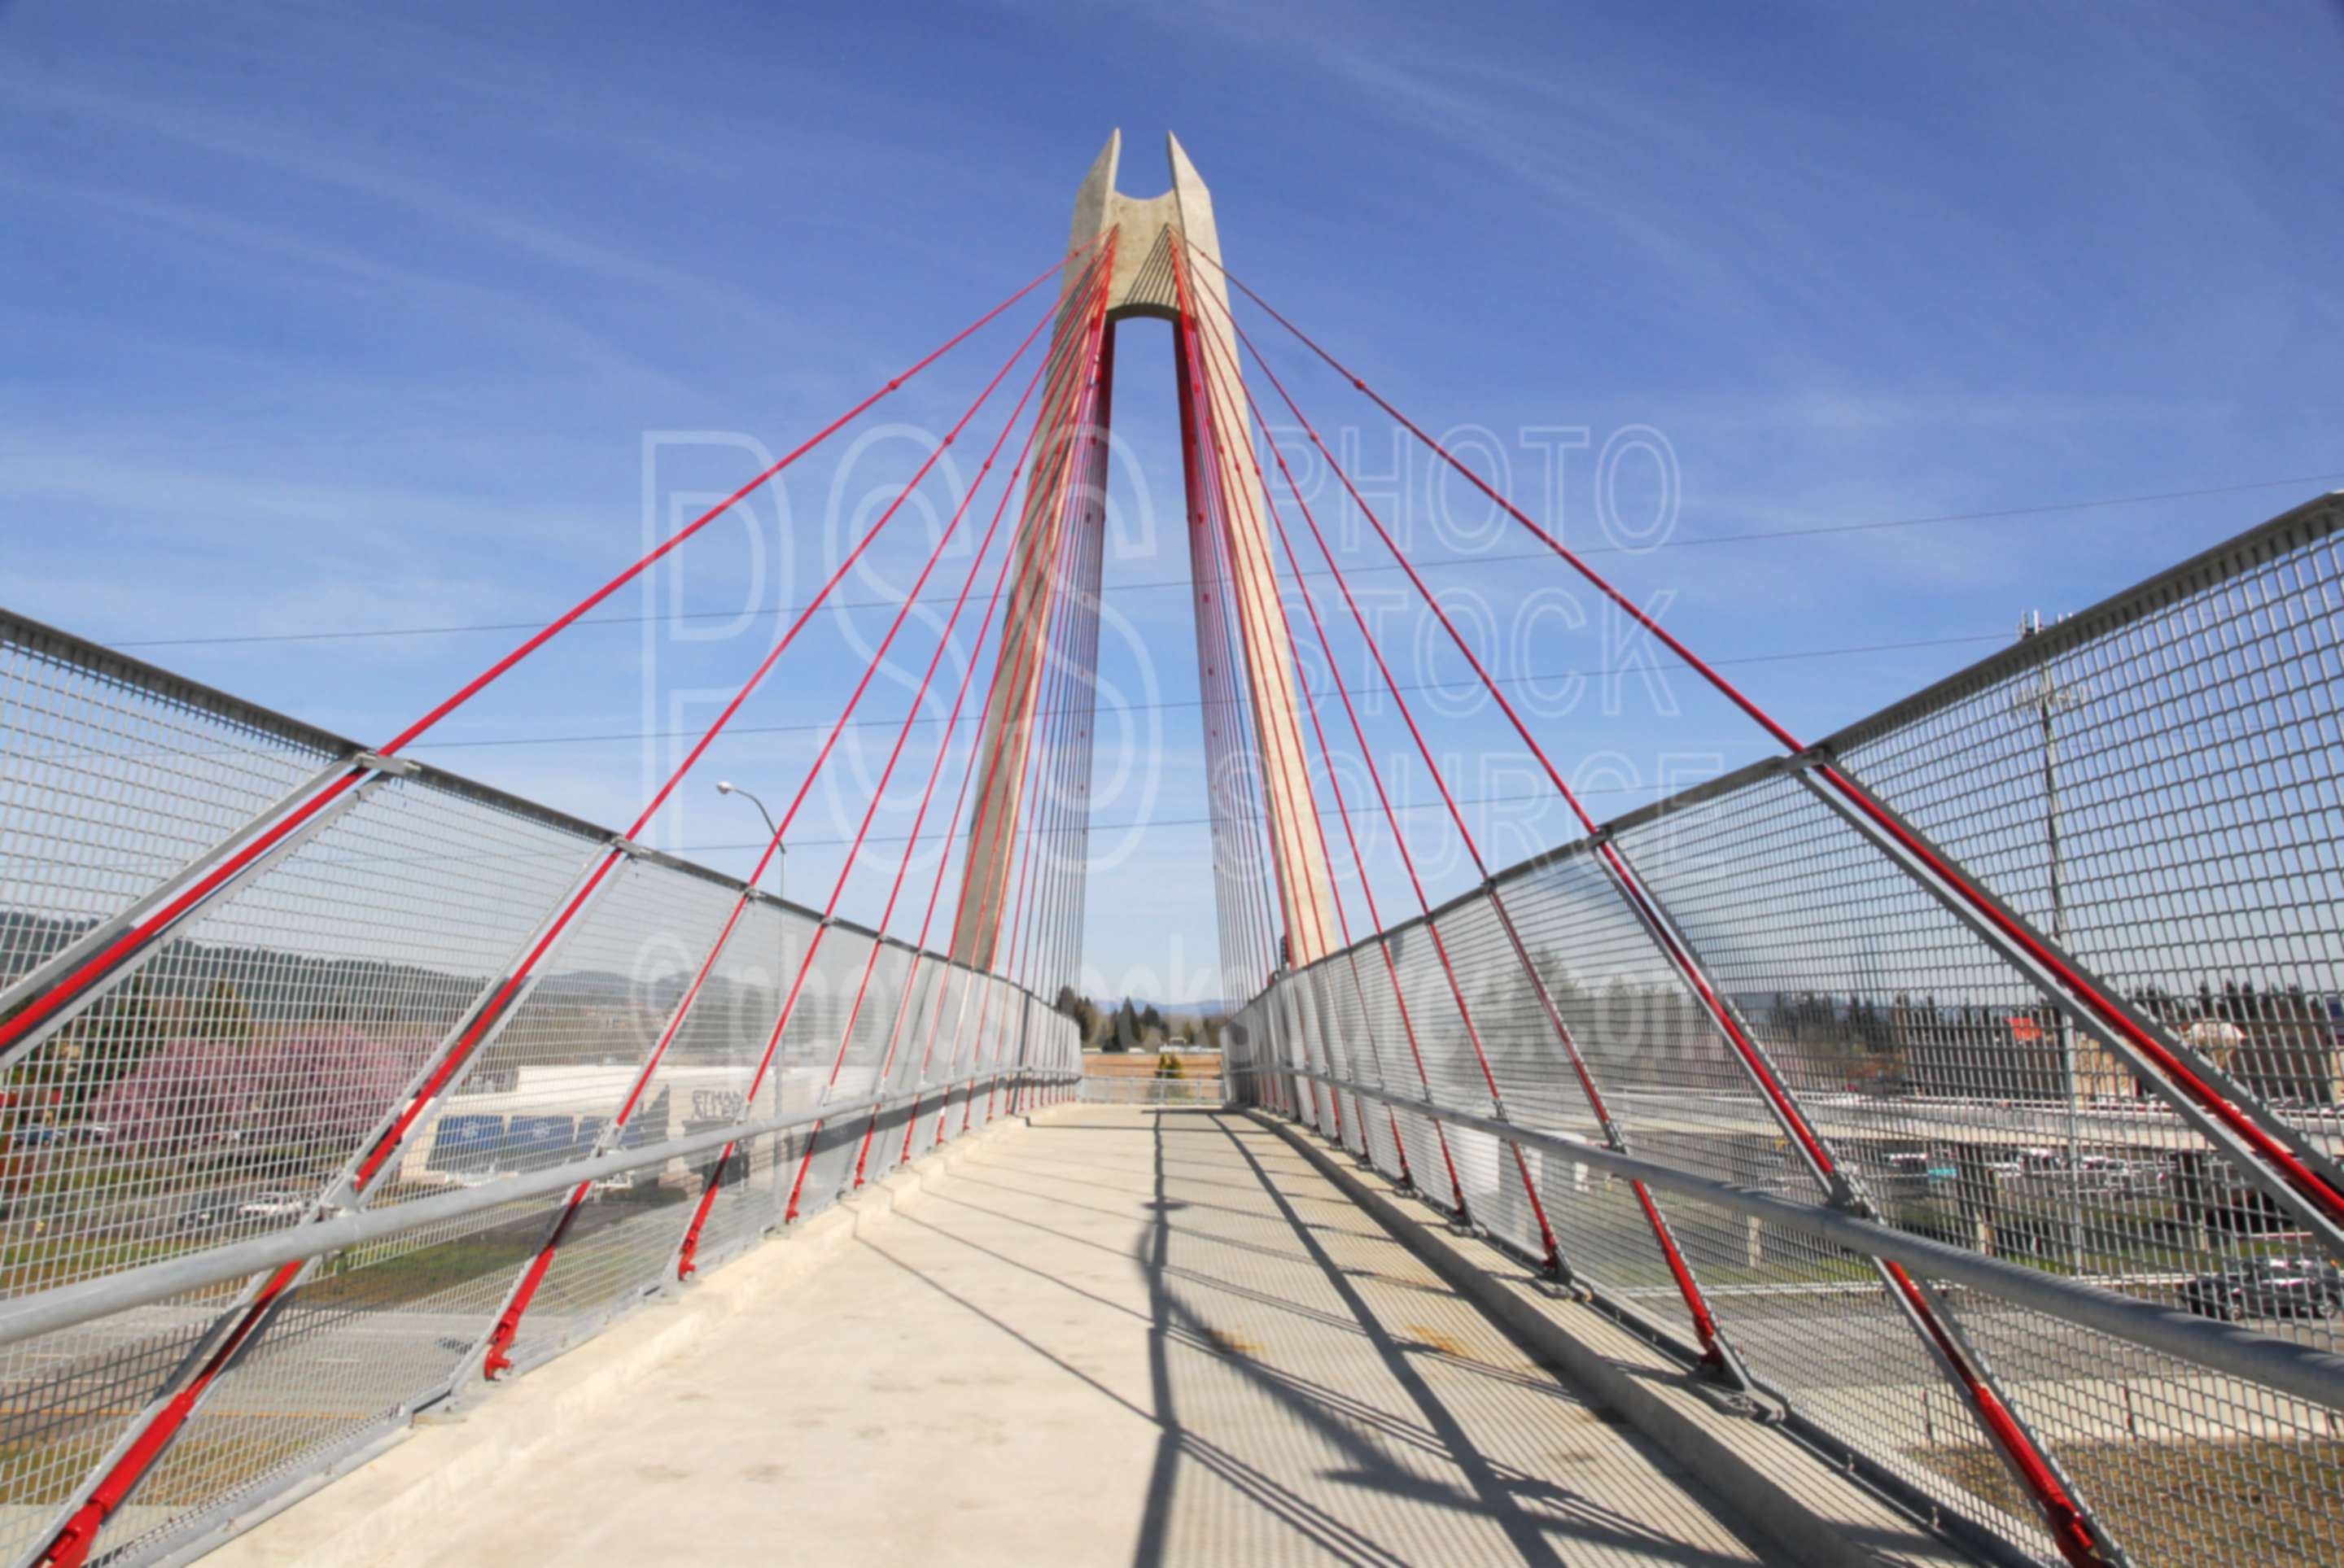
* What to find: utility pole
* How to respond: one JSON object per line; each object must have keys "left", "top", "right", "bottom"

{"left": 2014, "top": 611, "right": 2086, "bottom": 1274}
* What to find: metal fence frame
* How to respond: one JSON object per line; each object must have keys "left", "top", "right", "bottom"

{"left": 1227, "top": 492, "right": 2344, "bottom": 1568}
{"left": 0, "top": 607, "right": 1083, "bottom": 1568}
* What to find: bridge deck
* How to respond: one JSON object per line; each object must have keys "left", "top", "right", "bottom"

{"left": 222, "top": 1108, "right": 1769, "bottom": 1566}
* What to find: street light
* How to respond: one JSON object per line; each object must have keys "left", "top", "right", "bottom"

{"left": 716, "top": 780, "right": 785, "bottom": 902}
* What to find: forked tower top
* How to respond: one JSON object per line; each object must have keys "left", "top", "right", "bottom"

{"left": 1065, "top": 129, "right": 1231, "bottom": 325}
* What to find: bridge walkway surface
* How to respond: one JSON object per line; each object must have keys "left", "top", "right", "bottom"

{"left": 213, "top": 1107, "right": 1796, "bottom": 1566}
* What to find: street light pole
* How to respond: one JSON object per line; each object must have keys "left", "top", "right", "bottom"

{"left": 2013, "top": 612, "right": 2085, "bottom": 1274}
{"left": 716, "top": 780, "right": 785, "bottom": 904}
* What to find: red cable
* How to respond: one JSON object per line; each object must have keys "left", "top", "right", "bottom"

{"left": 1173, "top": 334, "right": 1262, "bottom": 1006}
{"left": 1191, "top": 242, "right": 2344, "bottom": 1245}
{"left": 1182, "top": 330, "right": 1316, "bottom": 1115}
{"left": 1172, "top": 270, "right": 1461, "bottom": 1212}
{"left": 1031, "top": 433, "right": 1102, "bottom": 1012}
{"left": 967, "top": 397, "right": 1082, "bottom": 1120}
{"left": 488, "top": 274, "right": 1077, "bottom": 1359}
{"left": 1183, "top": 329, "right": 1284, "bottom": 992}
{"left": 1205, "top": 443, "right": 1292, "bottom": 987}
{"left": 1192, "top": 445, "right": 1399, "bottom": 1161}
{"left": 1184, "top": 356, "right": 1399, "bottom": 1159}
{"left": 1187, "top": 251, "right": 2106, "bottom": 1564}
{"left": 1047, "top": 419, "right": 1112, "bottom": 1002}
{"left": 850, "top": 280, "right": 1112, "bottom": 1175}
{"left": 1179, "top": 257, "right": 1550, "bottom": 1253}
{"left": 692, "top": 246, "right": 1117, "bottom": 1233}
{"left": 942, "top": 281, "right": 1113, "bottom": 964}
{"left": 27, "top": 253, "right": 1106, "bottom": 1568}
{"left": 1007, "top": 448, "right": 1090, "bottom": 997}
{"left": 1175, "top": 319, "right": 1335, "bottom": 976}
{"left": 982, "top": 369, "right": 1101, "bottom": 1120}
{"left": 0, "top": 245, "right": 1102, "bottom": 1075}
{"left": 1183, "top": 277, "right": 1737, "bottom": 1330}
{"left": 921, "top": 254, "right": 1117, "bottom": 1142}
{"left": 756, "top": 264, "right": 1109, "bottom": 1227}
{"left": 1001, "top": 312, "right": 1117, "bottom": 1081}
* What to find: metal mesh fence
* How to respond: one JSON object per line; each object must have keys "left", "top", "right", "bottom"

{"left": 0, "top": 610, "right": 1081, "bottom": 1568}
{"left": 0, "top": 618, "right": 344, "bottom": 1007}
{"left": 1227, "top": 493, "right": 2344, "bottom": 1568}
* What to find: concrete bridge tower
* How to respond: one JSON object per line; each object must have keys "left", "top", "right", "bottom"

{"left": 949, "top": 131, "right": 1340, "bottom": 977}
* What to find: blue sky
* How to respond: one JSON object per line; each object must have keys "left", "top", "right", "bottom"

{"left": 3, "top": 1, "right": 2340, "bottom": 1005}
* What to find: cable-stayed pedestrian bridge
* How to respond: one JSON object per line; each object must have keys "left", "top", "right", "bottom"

{"left": 2, "top": 133, "right": 2340, "bottom": 1568}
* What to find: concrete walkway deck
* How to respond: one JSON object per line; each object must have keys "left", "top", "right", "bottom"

{"left": 220, "top": 1109, "right": 1774, "bottom": 1566}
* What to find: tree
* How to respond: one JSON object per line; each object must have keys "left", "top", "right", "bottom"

{"left": 92, "top": 1035, "right": 243, "bottom": 1148}
{"left": 44, "top": 973, "right": 164, "bottom": 1113}
{"left": 1054, "top": 985, "right": 1100, "bottom": 1045}
{"left": 95, "top": 1024, "right": 431, "bottom": 1152}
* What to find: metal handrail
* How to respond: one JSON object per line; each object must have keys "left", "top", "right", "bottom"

{"left": 0, "top": 1067, "right": 1075, "bottom": 1352}
{"left": 1239, "top": 1062, "right": 2344, "bottom": 1413}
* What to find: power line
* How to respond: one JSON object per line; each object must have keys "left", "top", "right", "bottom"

{"left": 398, "top": 630, "right": 2008, "bottom": 753}
{"left": 668, "top": 774, "right": 1679, "bottom": 856}
{"left": 98, "top": 471, "right": 2341, "bottom": 652}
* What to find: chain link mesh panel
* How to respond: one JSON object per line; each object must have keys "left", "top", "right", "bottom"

{"left": 0, "top": 617, "right": 344, "bottom": 1002}
{"left": 0, "top": 614, "right": 1077, "bottom": 1566}
{"left": 1228, "top": 496, "right": 2344, "bottom": 1568}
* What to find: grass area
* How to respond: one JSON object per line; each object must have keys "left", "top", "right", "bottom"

{"left": 1918, "top": 1437, "right": 2344, "bottom": 1565}
{"left": 304, "top": 1228, "right": 541, "bottom": 1308}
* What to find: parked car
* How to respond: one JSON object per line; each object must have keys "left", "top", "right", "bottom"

{"left": 179, "top": 1194, "right": 247, "bottom": 1232}
{"left": 1880, "top": 1151, "right": 1957, "bottom": 1189}
{"left": 2179, "top": 1258, "right": 2344, "bottom": 1321}
{"left": 236, "top": 1191, "right": 310, "bottom": 1221}
{"left": 1986, "top": 1147, "right": 2066, "bottom": 1181}
{"left": 2074, "top": 1155, "right": 2168, "bottom": 1194}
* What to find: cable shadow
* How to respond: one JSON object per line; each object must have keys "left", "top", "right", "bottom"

{"left": 854, "top": 1229, "right": 1415, "bottom": 1567}
{"left": 1186, "top": 1113, "right": 1764, "bottom": 1567}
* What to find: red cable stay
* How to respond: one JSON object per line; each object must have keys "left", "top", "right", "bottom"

{"left": 494, "top": 260, "right": 1098, "bottom": 1352}
{"left": 1173, "top": 300, "right": 1336, "bottom": 1132}
{"left": 1177, "top": 269, "right": 1744, "bottom": 1375}
{"left": 0, "top": 242, "right": 1100, "bottom": 1081}
{"left": 1171, "top": 264, "right": 1467, "bottom": 1212}
{"left": 971, "top": 320, "right": 1111, "bottom": 1128}
{"left": 1174, "top": 308, "right": 1286, "bottom": 1018}
{"left": 997, "top": 332, "right": 1108, "bottom": 1112}
{"left": 1182, "top": 244, "right": 2112, "bottom": 1567}
{"left": 894, "top": 330, "right": 1100, "bottom": 1151}
{"left": 28, "top": 252, "right": 1098, "bottom": 1568}
{"left": 900, "top": 241, "right": 1117, "bottom": 1155}
{"left": 1188, "top": 239, "right": 2344, "bottom": 1256}
{"left": 766, "top": 260, "right": 1118, "bottom": 1230}
{"left": 1177, "top": 247, "right": 1567, "bottom": 1264}
{"left": 850, "top": 268, "right": 1113, "bottom": 1173}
